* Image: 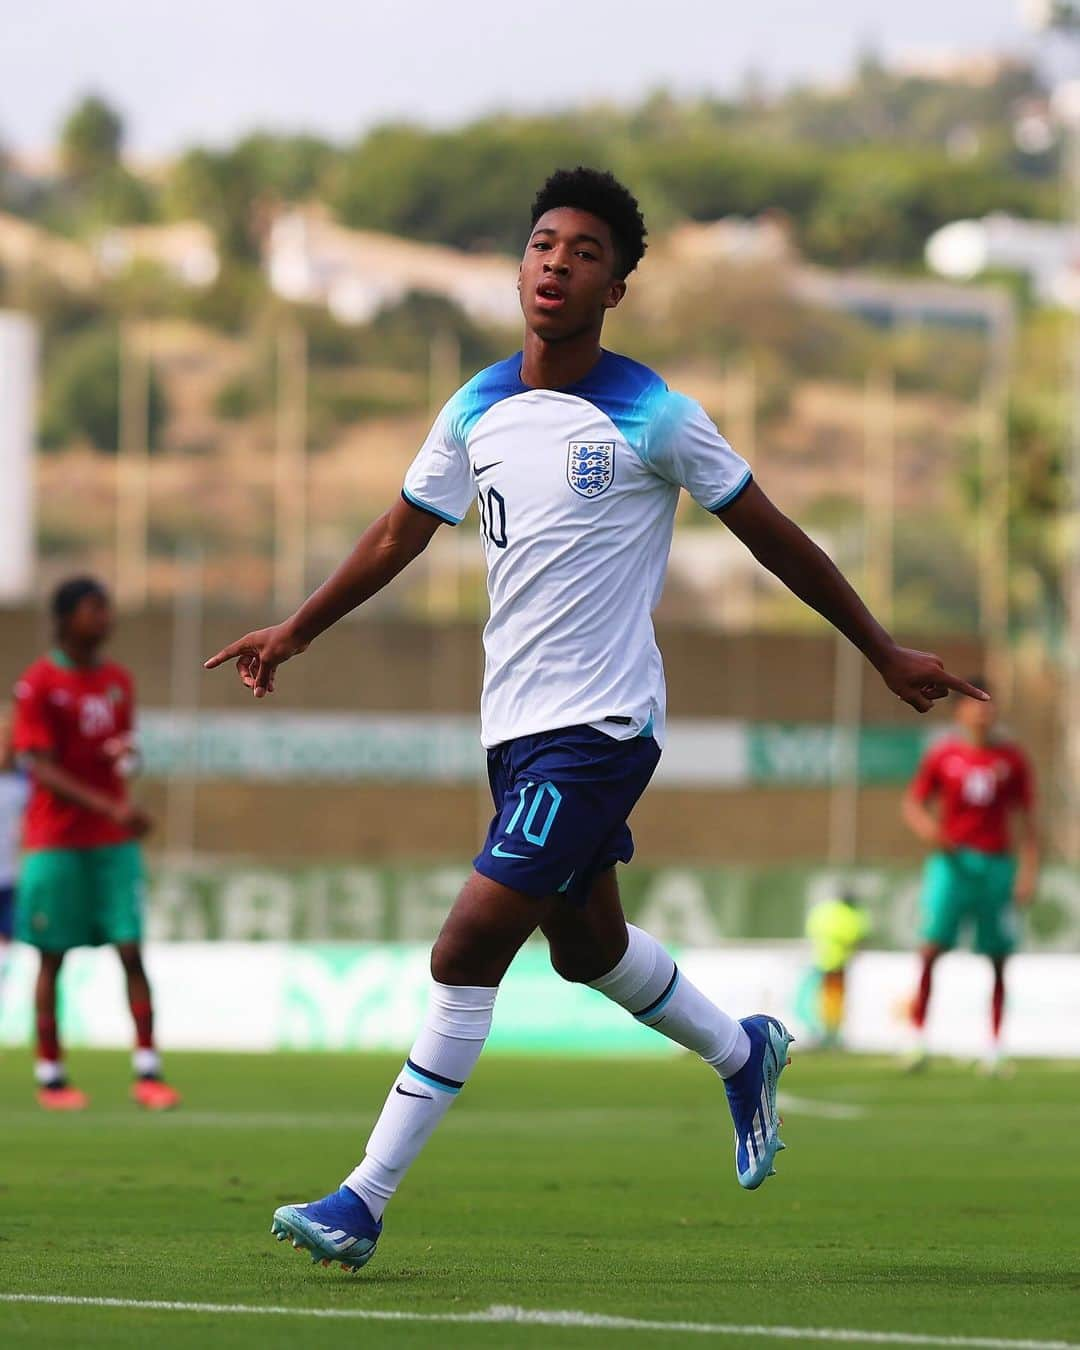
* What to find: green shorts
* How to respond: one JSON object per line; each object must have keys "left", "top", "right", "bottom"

{"left": 919, "top": 848, "right": 1019, "bottom": 957}
{"left": 16, "top": 842, "right": 146, "bottom": 952}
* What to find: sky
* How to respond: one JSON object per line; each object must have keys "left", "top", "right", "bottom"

{"left": 2, "top": 0, "right": 1035, "bottom": 157}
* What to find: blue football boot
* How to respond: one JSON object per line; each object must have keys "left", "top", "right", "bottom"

{"left": 724, "top": 1014, "right": 794, "bottom": 1190}
{"left": 270, "top": 1185, "right": 382, "bottom": 1271}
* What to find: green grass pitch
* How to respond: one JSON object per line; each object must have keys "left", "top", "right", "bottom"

{"left": 0, "top": 1048, "right": 1077, "bottom": 1349}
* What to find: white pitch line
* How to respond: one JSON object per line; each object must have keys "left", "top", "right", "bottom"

{"left": 776, "top": 1092, "right": 866, "bottom": 1121}
{"left": 0, "top": 1295, "right": 1073, "bottom": 1349}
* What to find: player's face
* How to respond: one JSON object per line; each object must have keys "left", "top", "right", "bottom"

{"left": 518, "top": 208, "right": 626, "bottom": 342}
{"left": 956, "top": 693, "right": 996, "bottom": 739}
{"left": 66, "top": 593, "right": 113, "bottom": 648}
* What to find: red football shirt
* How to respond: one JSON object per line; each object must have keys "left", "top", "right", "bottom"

{"left": 12, "top": 652, "right": 136, "bottom": 851}
{"left": 910, "top": 736, "right": 1034, "bottom": 856}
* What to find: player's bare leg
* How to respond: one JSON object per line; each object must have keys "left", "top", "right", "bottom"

{"left": 977, "top": 956, "right": 1012, "bottom": 1076}
{"left": 272, "top": 872, "right": 554, "bottom": 1270}
{"left": 544, "top": 869, "right": 793, "bottom": 1189}
{"left": 905, "top": 942, "right": 943, "bottom": 1071}
{"left": 116, "top": 942, "right": 180, "bottom": 1109}
{"left": 34, "top": 949, "right": 87, "bottom": 1110}
{"left": 820, "top": 970, "right": 846, "bottom": 1048}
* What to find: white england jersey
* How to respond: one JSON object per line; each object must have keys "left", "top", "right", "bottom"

{"left": 402, "top": 350, "right": 751, "bottom": 749}
{"left": 0, "top": 770, "right": 28, "bottom": 888}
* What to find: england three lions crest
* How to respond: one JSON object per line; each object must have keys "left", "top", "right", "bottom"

{"left": 567, "top": 441, "right": 615, "bottom": 499}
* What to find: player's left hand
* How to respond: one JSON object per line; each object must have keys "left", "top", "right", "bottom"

{"left": 1014, "top": 874, "right": 1038, "bottom": 908}
{"left": 203, "top": 622, "right": 309, "bottom": 699}
{"left": 875, "top": 644, "right": 990, "bottom": 715}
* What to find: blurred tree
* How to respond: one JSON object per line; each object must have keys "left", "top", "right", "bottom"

{"left": 332, "top": 120, "right": 612, "bottom": 254}
{"left": 234, "top": 133, "right": 338, "bottom": 202}
{"left": 40, "top": 324, "right": 165, "bottom": 452}
{"left": 165, "top": 148, "right": 261, "bottom": 261}
{"left": 60, "top": 95, "right": 124, "bottom": 180}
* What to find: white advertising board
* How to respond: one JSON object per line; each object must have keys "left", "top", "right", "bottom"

{"left": 0, "top": 944, "right": 1075, "bottom": 1059}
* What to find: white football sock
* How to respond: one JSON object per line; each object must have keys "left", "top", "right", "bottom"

{"left": 133, "top": 1047, "right": 162, "bottom": 1078}
{"left": 34, "top": 1059, "right": 65, "bottom": 1087}
{"left": 589, "top": 925, "right": 750, "bottom": 1077}
{"left": 343, "top": 981, "right": 497, "bottom": 1221}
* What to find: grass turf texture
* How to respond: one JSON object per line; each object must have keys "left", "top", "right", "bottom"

{"left": 0, "top": 1050, "right": 1076, "bottom": 1349}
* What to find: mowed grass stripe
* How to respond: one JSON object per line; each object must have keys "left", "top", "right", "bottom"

{"left": 1, "top": 1295, "right": 1076, "bottom": 1349}
{"left": 1, "top": 1051, "right": 1075, "bottom": 1350}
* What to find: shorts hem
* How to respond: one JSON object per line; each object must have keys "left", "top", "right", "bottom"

{"left": 472, "top": 857, "right": 554, "bottom": 900}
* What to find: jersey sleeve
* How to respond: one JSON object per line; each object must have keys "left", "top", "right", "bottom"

{"left": 11, "top": 670, "right": 55, "bottom": 756}
{"left": 644, "top": 392, "right": 752, "bottom": 513}
{"left": 401, "top": 397, "right": 473, "bottom": 527}
{"left": 909, "top": 746, "right": 941, "bottom": 802}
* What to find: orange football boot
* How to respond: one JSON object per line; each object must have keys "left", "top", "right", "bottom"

{"left": 131, "top": 1078, "right": 182, "bottom": 1111}
{"left": 37, "top": 1083, "right": 89, "bottom": 1111}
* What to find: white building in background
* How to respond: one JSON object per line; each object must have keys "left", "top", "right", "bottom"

{"left": 0, "top": 313, "right": 37, "bottom": 603}
{"left": 265, "top": 207, "right": 519, "bottom": 328}
{"left": 95, "top": 221, "right": 220, "bottom": 288}
{"left": 926, "top": 213, "right": 1080, "bottom": 307}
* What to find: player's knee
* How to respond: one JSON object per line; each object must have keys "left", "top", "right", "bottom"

{"left": 430, "top": 930, "right": 494, "bottom": 986}
{"left": 548, "top": 940, "right": 605, "bottom": 985}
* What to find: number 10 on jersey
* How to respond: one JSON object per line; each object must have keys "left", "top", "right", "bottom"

{"left": 478, "top": 487, "right": 508, "bottom": 549}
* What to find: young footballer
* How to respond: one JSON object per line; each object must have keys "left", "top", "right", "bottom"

{"left": 903, "top": 679, "right": 1038, "bottom": 1072}
{"left": 13, "top": 576, "right": 180, "bottom": 1110}
{"left": 207, "top": 168, "right": 987, "bottom": 1270}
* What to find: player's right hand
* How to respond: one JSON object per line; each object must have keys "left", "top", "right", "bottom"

{"left": 111, "top": 802, "right": 152, "bottom": 838}
{"left": 203, "top": 623, "right": 309, "bottom": 699}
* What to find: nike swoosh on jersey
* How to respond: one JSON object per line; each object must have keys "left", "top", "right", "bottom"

{"left": 473, "top": 460, "right": 503, "bottom": 478}
{"left": 395, "top": 1084, "right": 433, "bottom": 1100}
{"left": 491, "top": 841, "right": 529, "bottom": 859}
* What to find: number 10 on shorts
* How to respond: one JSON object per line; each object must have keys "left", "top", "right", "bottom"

{"left": 505, "top": 780, "right": 563, "bottom": 847}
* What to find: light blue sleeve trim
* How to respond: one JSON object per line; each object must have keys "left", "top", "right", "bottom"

{"left": 706, "top": 468, "right": 753, "bottom": 514}
{"left": 401, "top": 486, "right": 463, "bottom": 526}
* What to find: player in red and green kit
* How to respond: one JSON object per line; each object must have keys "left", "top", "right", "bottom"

{"left": 12, "top": 576, "right": 181, "bottom": 1111}
{"left": 902, "top": 678, "right": 1039, "bottom": 1073}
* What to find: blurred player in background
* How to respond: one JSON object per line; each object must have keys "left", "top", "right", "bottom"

{"left": 12, "top": 576, "right": 180, "bottom": 1111}
{"left": 803, "top": 891, "right": 870, "bottom": 1048}
{"left": 902, "top": 678, "right": 1038, "bottom": 1074}
{"left": 208, "top": 167, "right": 987, "bottom": 1274}
{"left": 0, "top": 712, "right": 29, "bottom": 1021}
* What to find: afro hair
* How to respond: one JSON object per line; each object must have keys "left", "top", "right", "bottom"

{"left": 530, "top": 167, "right": 647, "bottom": 279}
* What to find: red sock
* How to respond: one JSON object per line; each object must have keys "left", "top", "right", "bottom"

{"left": 130, "top": 999, "right": 154, "bottom": 1050}
{"left": 912, "top": 956, "right": 934, "bottom": 1028}
{"left": 991, "top": 970, "right": 1006, "bottom": 1040}
{"left": 36, "top": 1014, "right": 61, "bottom": 1063}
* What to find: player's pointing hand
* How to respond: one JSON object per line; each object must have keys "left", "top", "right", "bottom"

{"left": 203, "top": 622, "right": 308, "bottom": 698}
{"left": 875, "top": 644, "right": 990, "bottom": 715}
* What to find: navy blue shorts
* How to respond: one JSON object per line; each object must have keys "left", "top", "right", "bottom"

{"left": 474, "top": 724, "right": 660, "bottom": 906}
{"left": 0, "top": 885, "right": 13, "bottom": 939}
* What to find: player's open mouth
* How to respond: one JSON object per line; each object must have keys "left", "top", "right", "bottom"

{"left": 535, "top": 282, "right": 566, "bottom": 310}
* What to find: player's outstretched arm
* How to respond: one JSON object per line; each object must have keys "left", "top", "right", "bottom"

{"left": 204, "top": 496, "right": 443, "bottom": 697}
{"left": 718, "top": 481, "right": 989, "bottom": 714}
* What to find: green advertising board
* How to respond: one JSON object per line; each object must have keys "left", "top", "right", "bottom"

{"left": 138, "top": 713, "right": 934, "bottom": 787}
{"left": 144, "top": 858, "right": 1080, "bottom": 952}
